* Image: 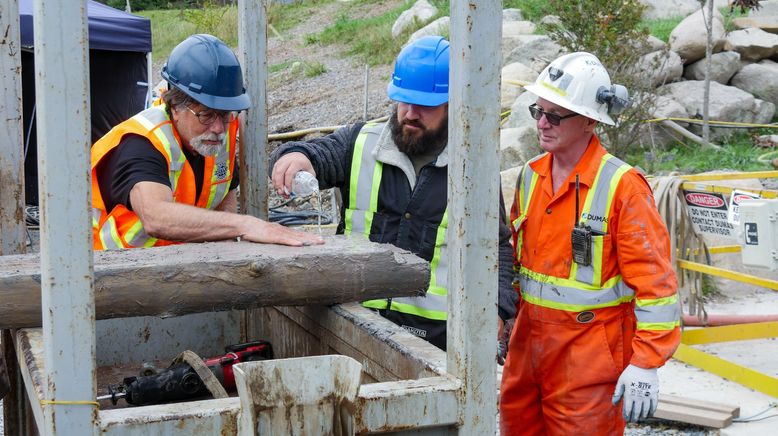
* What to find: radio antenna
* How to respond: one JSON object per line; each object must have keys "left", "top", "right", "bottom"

{"left": 575, "top": 174, "right": 580, "bottom": 227}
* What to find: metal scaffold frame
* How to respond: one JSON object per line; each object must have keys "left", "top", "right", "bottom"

{"left": 0, "top": 0, "right": 503, "bottom": 434}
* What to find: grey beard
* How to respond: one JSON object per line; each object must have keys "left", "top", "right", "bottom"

{"left": 190, "top": 133, "right": 225, "bottom": 157}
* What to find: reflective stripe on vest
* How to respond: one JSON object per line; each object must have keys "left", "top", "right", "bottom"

{"left": 517, "top": 153, "right": 634, "bottom": 309}
{"left": 510, "top": 155, "right": 543, "bottom": 269}
{"left": 344, "top": 123, "right": 384, "bottom": 237}
{"left": 516, "top": 153, "right": 679, "bottom": 330}
{"left": 635, "top": 296, "right": 681, "bottom": 330}
{"left": 349, "top": 123, "right": 449, "bottom": 321}
{"left": 93, "top": 106, "right": 235, "bottom": 249}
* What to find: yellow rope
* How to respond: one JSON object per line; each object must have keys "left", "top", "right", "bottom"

{"left": 40, "top": 399, "right": 99, "bottom": 407}
{"left": 644, "top": 117, "right": 778, "bottom": 128}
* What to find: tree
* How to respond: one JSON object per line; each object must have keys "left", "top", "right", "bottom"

{"left": 542, "top": 0, "right": 655, "bottom": 156}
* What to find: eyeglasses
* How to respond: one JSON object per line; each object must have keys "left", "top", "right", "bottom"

{"left": 186, "top": 106, "right": 234, "bottom": 126}
{"left": 528, "top": 104, "right": 579, "bottom": 126}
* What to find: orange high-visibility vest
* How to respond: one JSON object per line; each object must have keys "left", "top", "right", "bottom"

{"left": 91, "top": 105, "right": 237, "bottom": 250}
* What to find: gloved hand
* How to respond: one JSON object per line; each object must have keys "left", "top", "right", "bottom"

{"left": 496, "top": 317, "right": 515, "bottom": 365}
{"left": 611, "top": 364, "right": 659, "bottom": 422}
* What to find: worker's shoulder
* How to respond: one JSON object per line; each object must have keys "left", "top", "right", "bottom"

{"left": 617, "top": 165, "right": 653, "bottom": 196}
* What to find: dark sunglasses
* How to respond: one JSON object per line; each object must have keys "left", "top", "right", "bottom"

{"left": 186, "top": 106, "right": 234, "bottom": 126}
{"left": 528, "top": 104, "right": 579, "bottom": 126}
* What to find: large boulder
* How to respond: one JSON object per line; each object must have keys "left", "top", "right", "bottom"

{"left": 500, "top": 62, "right": 537, "bottom": 110}
{"left": 503, "top": 20, "right": 536, "bottom": 37}
{"left": 683, "top": 51, "right": 742, "bottom": 83}
{"left": 725, "top": 27, "right": 778, "bottom": 61}
{"left": 503, "top": 8, "right": 523, "bottom": 21}
{"left": 500, "top": 127, "right": 540, "bottom": 171}
{"left": 406, "top": 16, "right": 449, "bottom": 45}
{"left": 658, "top": 80, "right": 775, "bottom": 138}
{"left": 632, "top": 50, "right": 684, "bottom": 88}
{"left": 500, "top": 166, "right": 521, "bottom": 209}
{"left": 504, "top": 91, "right": 539, "bottom": 130}
{"left": 731, "top": 63, "right": 778, "bottom": 107}
{"left": 392, "top": 0, "right": 438, "bottom": 38}
{"left": 731, "top": 16, "right": 778, "bottom": 34}
{"left": 503, "top": 35, "right": 566, "bottom": 73}
{"left": 759, "top": 58, "right": 778, "bottom": 71}
{"left": 502, "top": 21, "right": 539, "bottom": 62}
{"left": 640, "top": 0, "right": 700, "bottom": 20}
{"left": 634, "top": 93, "right": 689, "bottom": 149}
{"left": 750, "top": 0, "right": 778, "bottom": 17}
{"left": 754, "top": 98, "right": 776, "bottom": 124}
{"left": 668, "top": 8, "right": 726, "bottom": 64}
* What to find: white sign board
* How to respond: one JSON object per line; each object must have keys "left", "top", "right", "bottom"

{"left": 683, "top": 190, "right": 735, "bottom": 239}
{"left": 727, "top": 189, "right": 761, "bottom": 225}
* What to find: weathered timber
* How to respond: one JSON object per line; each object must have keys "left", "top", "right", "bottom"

{"left": 0, "top": 236, "right": 429, "bottom": 329}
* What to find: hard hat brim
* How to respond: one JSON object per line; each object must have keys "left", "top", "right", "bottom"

{"left": 181, "top": 86, "right": 252, "bottom": 112}
{"left": 524, "top": 83, "right": 615, "bottom": 126}
{"left": 387, "top": 82, "right": 448, "bottom": 107}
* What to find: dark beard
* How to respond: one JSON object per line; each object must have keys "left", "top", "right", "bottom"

{"left": 389, "top": 106, "right": 448, "bottom": 157}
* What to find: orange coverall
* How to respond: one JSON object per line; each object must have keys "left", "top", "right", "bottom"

{"left": 500, "top": 136, "right": 680, "bottom": 435}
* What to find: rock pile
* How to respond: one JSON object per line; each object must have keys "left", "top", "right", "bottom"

{"left": 392, "top": 0, "right": 778, "bottom": 194}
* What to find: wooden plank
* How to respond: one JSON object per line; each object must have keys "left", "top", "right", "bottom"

{"left": 0, "top": 237, "right": 429, "bottom": 329}
{"left": 659, "top": 394, "right": 740, "bottom": 418}
{"left": 654, "top": 400, "right": 733, "bottom": 428}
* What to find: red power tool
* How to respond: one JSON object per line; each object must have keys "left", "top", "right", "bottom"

{"left": 98, "top": 340, "right": 273, "bottom": 406}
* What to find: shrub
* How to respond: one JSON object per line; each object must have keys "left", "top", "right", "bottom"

{"left": 542, "top": 0, "right": 658, "bottom": 157}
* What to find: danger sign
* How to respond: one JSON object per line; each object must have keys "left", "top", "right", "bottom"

{"left": 683, "top": 190, "right": 734, "bottom": 238}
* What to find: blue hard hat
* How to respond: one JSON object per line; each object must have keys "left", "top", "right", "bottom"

{"left": 387, "top": 36, "right": 449, "bottom": 107}
{"left": 161, "top": 34, "right": 251, "bottom": 111}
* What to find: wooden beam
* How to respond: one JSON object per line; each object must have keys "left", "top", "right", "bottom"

{"left": 0, "top": 237, "right": 429, "bottom": 329}
{"left": 654, "top": 394, "right": 739, "bottom": 428}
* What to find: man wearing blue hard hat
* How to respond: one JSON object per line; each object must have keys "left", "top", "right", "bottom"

{"left": 91, "top": 34, "right": 322, "bottom": 249}
{"left": 270, "top": 36, "right": 517, "bottom": 351}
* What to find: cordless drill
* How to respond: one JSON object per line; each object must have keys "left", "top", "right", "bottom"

{"left": 98, "top": 341, "right": 273, "bottom": 406}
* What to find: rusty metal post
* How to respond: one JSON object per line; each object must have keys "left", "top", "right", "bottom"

{"left": 33, "top": 0, "right": 97, "bottom": 433}
{"left": 238, "top": 0, "right": 269, "bottom": 340}
{"left": 1, "top": 0, "right": 29, "bottom": 433}
{"left": 0, "top": 0, "right": 26, "bottom": 256}
{"left": 448, "top": 1, "right": 502, "bottom": 434}
{"left": 237, "top": 0, "right": 269, "bottom": 220}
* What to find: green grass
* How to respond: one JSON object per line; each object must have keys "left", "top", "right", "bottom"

{"left": 625, "top": 130, "right": 778, "bottom": 174}
{"left": 305, "top": 2, "right": 413, "bottom": 66}
{"left": 138, "top": 1, "right": 332, "bottom": 61}
{"left": 137, "top": 9, "right": 197, "bottom": 61}
{"left": 267, "top": 0, "right": 336, "bottom": 34}
{"left": 303, "top": 61, "right": 327, "bottom": 77}
{"left": 269, "top": 60, "right": 296, "bottom": 74}
{"left": 643, "top": 17, "right": 681, "bottom": 43}
{"left": 502, "top": 0, "right": 550, "bottom": 22}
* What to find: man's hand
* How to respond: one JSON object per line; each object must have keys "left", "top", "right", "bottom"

{"left": 497, "top": 317, "right": 514, "bottom": 365}
{"left": 271, "top": 152, "right": 315, "bottom": 197}
{"left": 239, "top": 216, "right": 324, "bottom": 247}
{"left": 130, "top": 181, "right": 324, "bottom": 246}
{"left": 611, "top": 364, "right": 659, "bottom": 422}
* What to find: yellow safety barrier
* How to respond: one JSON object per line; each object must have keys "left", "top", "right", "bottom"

{"left": 673, "top": 322, "right": 778, "bottom": 398}
{"left": 678, "top": 171, "right": 778, "bottom": 182}
{"left": 680, "top": 181, "right": 778, "bottom": 199}
{"left": 707, "top": 245, "right": 741, "bottom": 254}
{"left": 677, "top": 260, "right": 778, "bottom": 291}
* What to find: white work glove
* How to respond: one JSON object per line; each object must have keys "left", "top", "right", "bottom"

{"left": 611, "top": 364, "right": 659, "bottom": 422}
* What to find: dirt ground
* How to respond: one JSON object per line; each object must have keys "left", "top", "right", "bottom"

{"left": 264, "top": 1, "right": 399, "bottom": 134}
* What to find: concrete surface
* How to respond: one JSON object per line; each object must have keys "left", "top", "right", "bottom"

{"left": 659, "top": 287, "right": 778, "bottom": 435}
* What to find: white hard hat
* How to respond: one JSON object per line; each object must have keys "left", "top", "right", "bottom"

{"left": 525, "top": 52, "right": 621, "bottom": 126}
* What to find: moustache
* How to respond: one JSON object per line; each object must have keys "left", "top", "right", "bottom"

{"left": 401, "top": 119, "right": 425, "bottom": 130}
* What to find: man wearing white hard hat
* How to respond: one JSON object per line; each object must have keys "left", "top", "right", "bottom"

{"left": 500, "top": 52, "right": 680, "bottom": 434}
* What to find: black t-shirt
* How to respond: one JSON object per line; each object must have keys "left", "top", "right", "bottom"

{"left": 96, "top": 134, "right": 239, "bottom": 212}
